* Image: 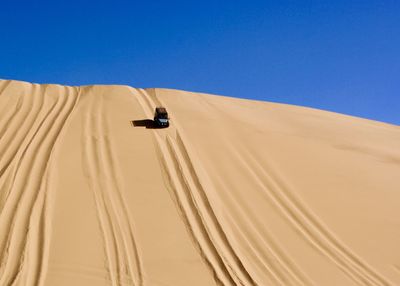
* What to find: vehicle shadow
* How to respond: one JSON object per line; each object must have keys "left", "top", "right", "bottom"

{"left": 131, "top": 119, "right": 158, "bottom": 129}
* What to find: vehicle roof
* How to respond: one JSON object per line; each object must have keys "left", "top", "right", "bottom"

{"left": 156, "top": 107, "right": 168, "bottom": 113}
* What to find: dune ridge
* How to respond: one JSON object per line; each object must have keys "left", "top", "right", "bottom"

{"left": 0, "top": 79, "right": 399, "bottom": 285}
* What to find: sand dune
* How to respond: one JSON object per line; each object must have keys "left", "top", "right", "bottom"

{"left": 0, "top": 79, "right": 399, "bottom": 286}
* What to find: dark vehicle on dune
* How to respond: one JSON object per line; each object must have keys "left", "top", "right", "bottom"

{"left": 154, "top": 107, "right": 169, "bottom": 128}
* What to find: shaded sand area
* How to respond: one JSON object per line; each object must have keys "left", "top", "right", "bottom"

{"left": 0, "top": 79, "right": 399, "bottom": 286}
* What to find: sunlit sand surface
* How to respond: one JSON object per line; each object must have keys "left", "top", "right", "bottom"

{"left": 0, "top": 79, "right": 399, "bottom": 285}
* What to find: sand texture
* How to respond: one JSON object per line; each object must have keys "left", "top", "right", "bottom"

{"left": 0, "top": 79, "right": 399, "bottom": 286}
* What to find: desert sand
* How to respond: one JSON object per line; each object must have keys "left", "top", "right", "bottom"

{"left": 0, "top": 79, "right": 399, "bottom": 286}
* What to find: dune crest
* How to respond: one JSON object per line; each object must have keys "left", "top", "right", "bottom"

{"left": 0, "top": 80, "right": 399, "bottom": 285}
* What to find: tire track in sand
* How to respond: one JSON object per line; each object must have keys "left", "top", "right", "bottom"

{"left": 24, "top": 87, "right": 82, "bottom": 286}
{"left": 0, "top": 87, "right": 66, "bottom": 283}
{"left": 136, "top": 88, "right": 394, "bottom": 286}
{"left": 134, "top": 89, "right": 235, "bottom": 286}
{"left": 82, "top": 91, "right": 143, "bottom": 286}
{"left": 0, "top": 85, "right": 47, "bottom": 209}
{"left": 0, "top": 85, "right": 81, "bottom": 286}
{"left": 199, "top": 94, "right": 392, "bottom": 286}
{"left": 175, "top": 124, "right": 313, "bottom": 285}
{"left": 241, "top": 144, "right": 392, "bottom": 286}
{"left": 0, "top": 80, "right": 12, "bottom": 97}
{"left": 0, "top": 96, "right": 24, "bottom": 175}
{"left": 1, "top": 87, "right": 79, "bottom": 285}
{"left": 0, "top": 82, "right": 24, "bottom": 140}
{"left": 162, "top": 110, "right": 311, "bottom": 285}
{"left": 0, "top": 84, "right": 41, "bottom": 174}
{"left": 175, "top": 133, "right": 313, "bottom": 286}
{"left": 99, "top": 94, "right": 144, "bottom": 286}
{"left": 135, "top": 88, "right": 255, "bottom": 286}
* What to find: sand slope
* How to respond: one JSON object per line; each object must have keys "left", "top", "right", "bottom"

{"left": 0, "top": 79, "right": 399, "bottom": 286}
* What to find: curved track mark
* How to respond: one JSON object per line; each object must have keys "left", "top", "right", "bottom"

{"left": 82, "top": 91, "right": 143, "bottom": 286}
{"left": 244, "top": 148, "right": 392, "bottom": 286}
{"left": 135, "top": 88, "right": 257, "bottom": 286}
{"left": 0, "top": 86, "right": 81, "bottom": 286}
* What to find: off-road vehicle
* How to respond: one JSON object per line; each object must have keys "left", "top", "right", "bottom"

{"left": 154, "top": 107, "right": 169, "bottom": 128}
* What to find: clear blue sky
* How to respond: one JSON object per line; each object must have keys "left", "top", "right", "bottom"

{"left": 1, "top": 1, "right": 399, "bottom": 125}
